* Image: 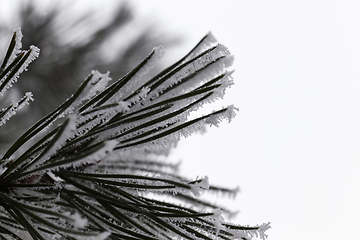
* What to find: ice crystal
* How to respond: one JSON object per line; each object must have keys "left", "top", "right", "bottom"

{"left": 190, "top": 176, "right": 210, "bottom": 197}
{"left": 70, "top": 212, "right": 88, "bottom": 229}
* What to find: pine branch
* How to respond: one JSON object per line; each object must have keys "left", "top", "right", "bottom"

{"left": 0, "top": 28, "right": 270, "bottom": 239}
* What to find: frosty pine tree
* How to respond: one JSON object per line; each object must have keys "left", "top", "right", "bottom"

{"left": 0, "top": 28, "right": 270, "bottom": 239}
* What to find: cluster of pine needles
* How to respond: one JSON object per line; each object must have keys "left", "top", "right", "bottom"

{"left": 0, "top": 27, "right": 269, "bottom": 240}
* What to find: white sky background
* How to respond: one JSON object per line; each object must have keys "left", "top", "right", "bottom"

{"left": 1, "top": 0, "right": 360, "bottom": 239}
{"left": 131, "top": 1, "right": 360, "bottom": 240}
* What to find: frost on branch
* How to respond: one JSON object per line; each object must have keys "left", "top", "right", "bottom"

{"left": 3, "top": 27, "right": 23, "bottom": 70}
{"left": 0, "top": 92, "right": 34, "bottom": 126}
{"left": 0, "top": 30, "right": 270, "bottom": 240}
{"left": 0, "top": 28, "right": 39, "bottom": 126}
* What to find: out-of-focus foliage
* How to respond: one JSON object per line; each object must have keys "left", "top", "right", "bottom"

{"left": 0, "top": 1, "right": 178, "bottom": 151}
